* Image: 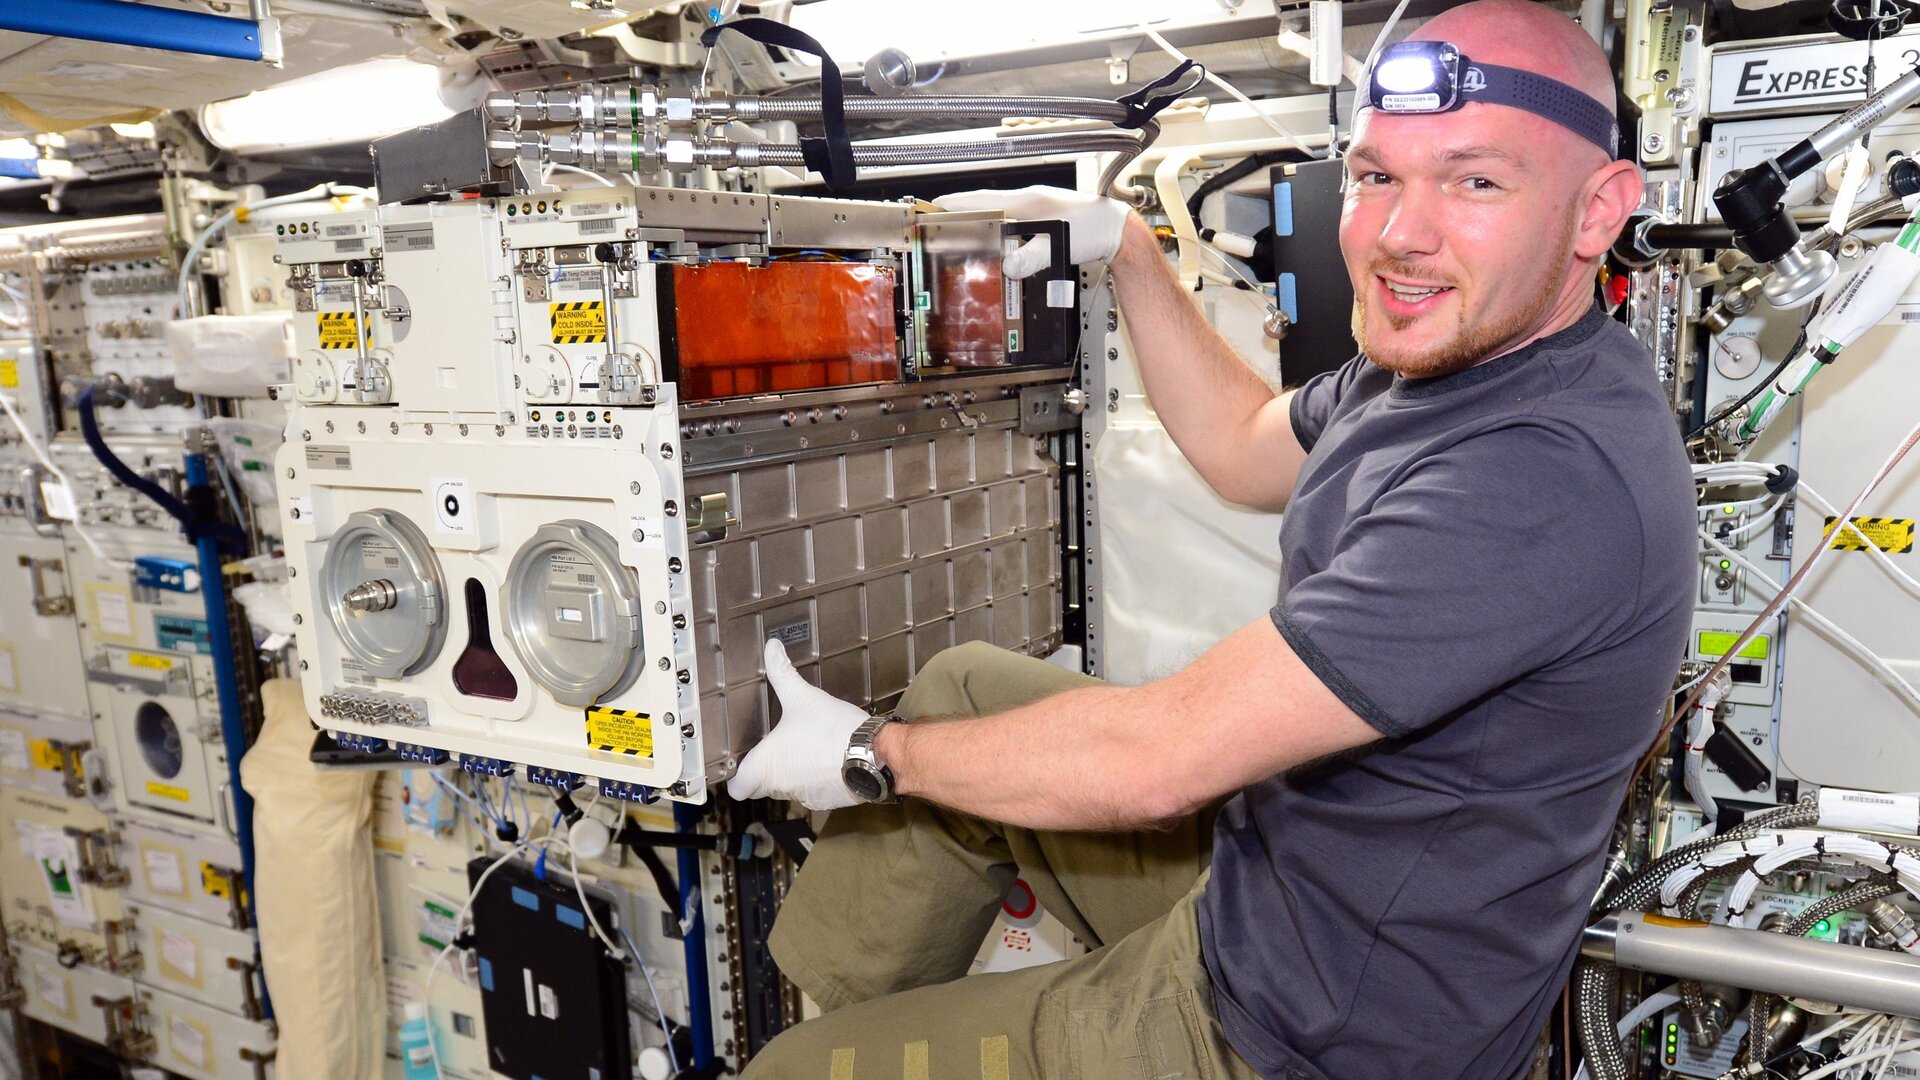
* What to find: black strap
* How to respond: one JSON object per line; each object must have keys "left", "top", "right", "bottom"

{"left": 1117, "top": 59, "right": 1204, "bottom": 129}
{"left": 701, "top": 18, "right": 857, "bottom": 192}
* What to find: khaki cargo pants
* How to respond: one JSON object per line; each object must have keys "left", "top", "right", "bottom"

{"left": 744, "top": 642, "right": 1259, "bottom": 1080}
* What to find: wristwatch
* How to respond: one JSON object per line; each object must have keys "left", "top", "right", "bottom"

{"left": 842, "top": 715, "right": 901, "bottom": 804}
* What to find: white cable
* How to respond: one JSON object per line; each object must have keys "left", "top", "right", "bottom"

{"left": 620, "top": 926, "right": 683, "bottom": 1078}
{"left": 561, "top": 836, "right": 626, "bottom": 960}
{"left": 174, "top": 183, "right": 368, "bottom": 318}
{"left": 1363, "top": 0, "right": 1417, "bottom": 73}
{"left": 1799, "top": 482, "right": 1920, "bottom": 600}
{"left": 0, "top": 391, "right": 121, "bottom": 567}
{"left": 1794, "top": 1039, "right": 1920, "bottom": 1080}
{"left": 1679, "top": 416, "right": 1920, "bottom": 720}
{"left": 1136, "top": 25, "right": 1319, "bottom": 155}
{"left": 543, "top": 163, "right": 616, "bottom": 188}
{"left": 1701, "top": 532, "right": 1920, "bottom": 715}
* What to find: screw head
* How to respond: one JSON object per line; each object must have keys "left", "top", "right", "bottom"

{"left": 654, "top": 601, "right": 667, "bottom": 614}
{"left": 658, "top": 657, "right": 672, "bottom": 670}
{"left": 299, "top": 659, "right": 309, "bottom": 670}
{"left": 629, "top": 481, "right": 642, "bottom": 494}
{"left": 293, "top": 614, "right": 303, "bottom": 625}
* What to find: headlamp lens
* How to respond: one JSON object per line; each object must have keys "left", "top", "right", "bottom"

{"left": 1375, "top": 55, "right": 1439, "bottom": 95}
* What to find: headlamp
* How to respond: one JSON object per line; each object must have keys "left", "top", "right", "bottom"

{"left": 1361, "top": 40, "right": 1619, "bottom": 158}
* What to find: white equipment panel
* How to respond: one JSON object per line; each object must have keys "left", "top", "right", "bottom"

{"left": 0, "top": 787, "right": 135, "bottom": 973}
{"left": 119, "top": 817, "right": 248, "bottom": 931}
{"left": 0, "top": 707, "right": 95, "bottom": 801}
{"left": 126, "top": 901, "right": 262, "bottom": 1019}
{"left": 139, "top": 984, "right": 276, "bottom": 1080}
{"left": 12, "top": 941, "right": 144, "bottom": 1054}
{"left": 0, "top": 523, "right": 89, "bottom": 720}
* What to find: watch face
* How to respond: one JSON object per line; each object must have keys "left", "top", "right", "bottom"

{"left": 843, "top": 762, "right": 884, "bottom": 801}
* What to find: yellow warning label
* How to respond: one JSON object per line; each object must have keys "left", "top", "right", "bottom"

{"left": 1823, "top": 516, "right": 1915, "bottom": 553}
{"left": 549, "top": 301, "right": 607, "bottom": 344}
{"left": 30, "top": 740, "right": 61, "bottom": 772}
{"left": 200, "top": 862, "right": 232, "bottom": 899}
{"left": 585, "top": 706, "right": 654, "bottom": 759}
{"left": 316, "top": 311, "right": 363, "bottom": 350}
{"left": 0, "top": 359, "right": 17, "bottom": 389}
{"left": 128, "top": 652, "right": 174, "bottom": 671}
{"left": 147, "top": 781, "right": 191, "bottom": 802}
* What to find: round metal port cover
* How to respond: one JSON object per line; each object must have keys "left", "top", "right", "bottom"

{"left": 502, "top": 520, "right": 643, "bottom": 707}
{"left": 320, "top": 509, "right": 447, "bottom": 679}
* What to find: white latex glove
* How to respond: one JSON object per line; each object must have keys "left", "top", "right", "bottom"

{"left": 728, "top": 638, "right": 869, "bottom": 810}
{"left": 932, "top": 185, "right": 1131, "bottom": 280}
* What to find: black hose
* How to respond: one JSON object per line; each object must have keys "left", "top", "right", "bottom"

{"left": 1185, "top": 149, "right": 1312, "bottom": 220}
{"left": 1684, "top": 326, "right": 1809, "bottom": 441}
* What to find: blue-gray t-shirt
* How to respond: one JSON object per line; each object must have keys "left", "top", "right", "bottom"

{"left": 1198, "top": 306, "right": 1695, "bottom": 1080}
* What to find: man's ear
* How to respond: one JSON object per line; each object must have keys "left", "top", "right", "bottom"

{"left": 1574, "top": 160, "right": 1644, "bottom": 261}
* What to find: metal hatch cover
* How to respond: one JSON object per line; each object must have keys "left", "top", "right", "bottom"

{"left": 502, "top": 520, "right": 643, "bottom": 708}
{"left": 319, "top": 509, "right": 447, "bottom": 680}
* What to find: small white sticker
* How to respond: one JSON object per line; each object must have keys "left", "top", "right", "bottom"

{"left": 0, "top": 728, "right": 27, "bottom": 773}
{"left": 432, "top": 477, "right": 474, "bottom": 535}
{"left": 627, "top": 514, "right": 662, "bottom": 548}
{"left": 161, "top": 926, "right": 200, "bottom": 983}
{"left": 538, "top": 983, "right": 560, "bottom": 1019}
{"left": 95, "top": 591, "right": 135, "bottom": 638}
{"left": 33, "top": 961, "right": 69, "bottom": 1016}
{"left": 143, "top": 847, "right": 187, "bottom": 896}
{"left": 169, "top": 1017, "right": 208, "bottom": 1068}
{"left": 39, "top": 481, "right": 76, "bottom": 521}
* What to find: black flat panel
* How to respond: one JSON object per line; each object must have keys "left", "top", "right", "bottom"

{"left": 1271, "top": 158, "right": 1359, "bottom": 387}
{"left": 466, "top": 856, "right": 631, "bottom": 1080}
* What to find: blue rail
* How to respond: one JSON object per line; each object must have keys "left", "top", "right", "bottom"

{"left": 675, "top": 801, "right": 717, "bottom": 1070}
{"left": 0, "top": 1, "right": 267, "bottom": 62}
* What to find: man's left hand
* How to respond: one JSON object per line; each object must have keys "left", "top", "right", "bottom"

{"left": 728, "top": 639, "right": 869, "bottom": 810}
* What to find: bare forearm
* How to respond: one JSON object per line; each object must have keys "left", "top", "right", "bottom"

{"left": 876, "top": 685, "right": 1186, "bottom": 831}
{"left": 1109, "top": 216, "right": 1303, "bottom": 509}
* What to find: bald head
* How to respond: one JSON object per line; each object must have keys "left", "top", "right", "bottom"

{"left": 1410, "top": 0, "right": 1616, "bottom": 118}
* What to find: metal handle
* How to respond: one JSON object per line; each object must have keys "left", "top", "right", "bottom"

{"left": 217, "top": 778, "right": 238, "bottom": 840}
{"left": 18, "top": 554, "right": 73, "bottom": 616}
{"left": 16, "top": 464, "right": 60, "bottom": 537}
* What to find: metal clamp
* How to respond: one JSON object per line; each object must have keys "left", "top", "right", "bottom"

{"left": 102, "top": 919, "right": 142, "bottom": 976}
{"left": 65, "top": 827, "right": 129, "bottom": 888}
{"left": 16, "top": 463, "right": 61, "bottom": 537}
{"left": 47, "top": 738, "right": 91, "bottom": 800}
{"left": 686, "top": 492, "right": 737, "bottom": 541}
{"left": 90, "top": 994, "right": 155, "bottom": 1062}
{"left": 239, "top": 1046, "right": 277, "bottom": 1080}
{"left": 228, "top": 955, "right": 265, "bottom": 1020}
{"left": 19, "top": 554, "right": 73, "bottom": 616}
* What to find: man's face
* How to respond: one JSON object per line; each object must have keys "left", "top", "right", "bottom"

{"left": 1339, "top": 105, "right": 1584, "bottom": 377}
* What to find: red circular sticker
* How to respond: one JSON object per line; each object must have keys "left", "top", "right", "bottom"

{"left": 1002, "top": 878, "right": 1038, "bottom": 922}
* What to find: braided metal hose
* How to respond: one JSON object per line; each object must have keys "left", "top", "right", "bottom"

{"left": 751, "top": 95, "right": 1138, "bottom": 124}
{"left": 1576, "top": 960, "right": 1632, "bottom": 1080}
{"left": 1600, "top": 801, "right": 1820, "bottom": 913}
{"left": 752, "top": 130, "right": 1151, "bottom": 168}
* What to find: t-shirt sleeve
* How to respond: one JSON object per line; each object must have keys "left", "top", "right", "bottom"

{"left": 1287, "top": 357, "right": 1363, "bottom": 453}
{"left": 1272, "top": 420, "right": 1644, "bottom": 739}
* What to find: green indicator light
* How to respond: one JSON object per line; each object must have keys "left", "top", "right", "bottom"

{"left": 1815, "top": 919, "right": 1832, "bottom": 935}
{"left": 1724, "top": 505, "right": 1737, "bottom": 515}
{"left": 1718, "top": 559, "right": 1732, "bottom": 570}
{"left": 506, "top": 204, "right": 516, "bottom": 216}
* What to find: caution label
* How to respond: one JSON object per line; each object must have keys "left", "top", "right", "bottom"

{"left": 585, "top": 706, "right": 654, "bottom": 759}
{"left": 147, "top": 781, "right": 190, "bottom": 802}
{"left": 316, "top": 311, "right": 364, "bottom": 350}
{"left": 200, "top": 862, "right": 232, "bottom": 899}
{"left": 1823, "top": 516, "right": 1915, "bottom": 553}
{"left": 550, "top": 301, "right": 607, "bottom": 344}
{"left": 127, "top": 652, "right": 174, "bottom": 671}
{"left": 0, "top": 358, "right": 17, "bottom": 389}
{"left": 30, "top": 740, "right": 61, "bottom": 772}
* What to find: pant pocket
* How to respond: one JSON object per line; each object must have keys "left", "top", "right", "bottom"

{"left": 1052, "top": 985, "right": 1215, "bottom": 1080}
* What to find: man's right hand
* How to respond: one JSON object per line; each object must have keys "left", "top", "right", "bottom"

{"left": 932, "top": 186, "right": 1132, "bottom": 279}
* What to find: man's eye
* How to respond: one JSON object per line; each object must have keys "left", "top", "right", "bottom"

{"left": 1355, "top": 172, "right": 1393, "bottom": 187}
{"left": 1464, "top": 177, "right": 1502, "bottom": 192}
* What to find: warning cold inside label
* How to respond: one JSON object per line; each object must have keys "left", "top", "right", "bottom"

{"left": 550, "top": 301, "right": 607, "bottom": 344}
{"left": 1823, "top": 516, "right": 1915, "bottom": 553}
{"left": 316, "top": 311, "right": 364, "bottom": 350}
{"left": 585, "top": 706, "right": 654, "bottom": 759}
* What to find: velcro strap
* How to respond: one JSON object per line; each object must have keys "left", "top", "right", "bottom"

{"left": 701, "top": 18, "right": 857, "bottom": 192}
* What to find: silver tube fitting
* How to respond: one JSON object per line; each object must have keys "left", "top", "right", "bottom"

{"left": 1585, "top": 913, "right": 1920, "bottom": 1017}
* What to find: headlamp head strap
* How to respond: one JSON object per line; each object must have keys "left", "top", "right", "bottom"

{"left": 1362, "top": 40, "right": 1620, "bottom": 158}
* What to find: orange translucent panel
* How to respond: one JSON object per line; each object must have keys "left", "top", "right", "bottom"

{"left": 670, "top": 261, "right": 901, "bottom": 400}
